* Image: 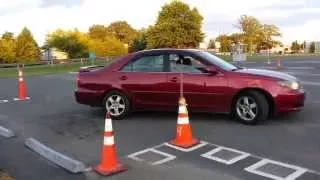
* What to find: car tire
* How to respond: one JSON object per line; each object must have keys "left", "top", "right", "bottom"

{"left": 233, "top": 91, "right": 269, "bottom": 125}
{"left": 103, "top": 91, "right": 131, "bottom": 120}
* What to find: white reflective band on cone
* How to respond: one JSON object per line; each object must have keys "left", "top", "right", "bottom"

{"left": 19, "top": 71, "right": 23, "bottom": 77}
{"left": 104, "top": 119, "right": 113, "bottom": 132}
{"left": 19, "top": 77, "right": 23, "bottom": 82}
{"left": 104, "top": 136, "right": 115, "bottom": 145}
{"left": 177, "top": 117, "right": 189, "bottom": 124}
{"left": 178, "top": 106, "right": 188, "bottom": 114}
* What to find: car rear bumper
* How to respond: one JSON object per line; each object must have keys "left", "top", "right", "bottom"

{"left": 74, "top": 89, "right": 103, "bottom": 107}
{"left": 275, "top": 89, "right": 305, "bottom": 113}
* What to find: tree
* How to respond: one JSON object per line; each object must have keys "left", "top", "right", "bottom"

{"left": 229, "top": 33, "right": 244, "bottom": 44}
{"left": 215, "top": 34, "right": 231, "bottom": 52}
{"left": 291, "top": 40, "right": 300, "bottom": 53}
{"left": 257, "top": 24, "right": 281, "bottom": 50}
{"left": 107, "top": 21, "right": 138, "bottom": 45}
{"left": 147, "top": 1, "right": 204, "bottom": 48}
{"left": 88, "top": 36, "right": 127, "bottom": 57}
{"left": 207, "top": 39, "right": 216, "bottom": 49}
{"left": 15, "top": 27, "right": 40, "bottom": 63}
{"left": 88, "top": 24, "right": 110, "bottom": 40}
{"left": 46, "top": 29, "right": 89, "bottom": 58}
{"left": 310, "top": 42, "right": 315, "bottom": 53}
{"left": 129, "top": 29, "right": 147, "bottom": 52}
{"left": 237, "top": 15, "right": 262, "bottom": 55}
{"left": 0, "top": 32, "right": 16, "bottom": 63}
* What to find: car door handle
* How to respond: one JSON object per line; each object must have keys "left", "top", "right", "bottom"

{"left": 119, "top": 75, "right": 127, "bottom": 80}
{"left": 169, "top": 77, "right": 178, "bottom": 82}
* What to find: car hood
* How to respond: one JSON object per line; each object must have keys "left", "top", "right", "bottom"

{"left": 235, "top": 68, "right": 298, "bottom": 81}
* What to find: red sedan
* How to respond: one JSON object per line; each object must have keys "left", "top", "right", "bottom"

{"left": 75, "top": 49, "right": 305, "bottom": 125}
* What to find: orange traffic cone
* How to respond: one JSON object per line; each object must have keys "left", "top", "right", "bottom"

{"left": 14, "top": 68, "right": 30, "bottom": 101}
{"left": 94, "top": 112, "right": 127, "bottom": 176}
{"left": 170, "top": 97, "right": 199, "bottom": 148}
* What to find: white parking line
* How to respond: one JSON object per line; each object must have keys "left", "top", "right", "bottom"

{"left": 127, "top": 148, "right": 176, "bottom": 165}
{"left": 0, "top": 100, "right": 8, "bottom": 103}
{"left": 245, "top": 159, "right": 307, "bottom": 180}
{"left": 301, "top": 81, "right": 320, "bottom": 86}
{"left": 201, "top": 146, "right": 250, "bottom": 165}
{"left": 164, "top": 141, "right": 208, "bottom": 152}
{"left": 286, "top": 67, "right": 314, "bottom": 70}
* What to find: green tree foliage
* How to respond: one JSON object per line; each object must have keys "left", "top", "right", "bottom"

{"left": 229, "top": 33, "right": 244, "bottom": 44}
{"left": 237, "top": 15, "right": 281, "bottom": 54}
{"left": 15, "top": 27, "right": 40, "bottom": 63}
{"left": 257, "top": 24, "right": 281, "bottom": 50}
{"left": 107, "top": 21, "right": 138, "bottom": 45}
{"left": 207, "top": 39, "right": 216, "bottom": 49}
{"left": 147, "top": 1, "right": 204, "bottom": 48}
{"left": 0, "top": 32, "right": 16, "bottom": 63}
{"left": 46, "top": 29, "right": 89, "bottom": 58}
{"left": 129, "top": 29, "right": 147, "bottom": 52}
{"left": 291, "top": 40, "right": 300, "bottom": 53}
{"left": 215, "top": 34, "right": 231, "bottom": 52}
{"left": 237, "top": 15, "right": 262, "bottom": 55}
{"left": 88, "top": 36, "right": 127, "bottom": 57}
{"left": 88, "top": 24, "right": 110, "bottom": 40}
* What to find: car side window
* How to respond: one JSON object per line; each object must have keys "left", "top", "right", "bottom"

{"left": 121, "top": 55, "right": 164, "bottom": 72}
{"left": 169, "top": 54, "right": 206, "bottom": 73}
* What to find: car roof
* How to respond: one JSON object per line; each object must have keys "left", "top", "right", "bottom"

{"left": 133, "top": 48, "right": 203, "bottom": 55}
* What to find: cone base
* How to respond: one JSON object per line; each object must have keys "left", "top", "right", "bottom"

{"left": 94, "top": 163, "right": 128, "bottom": 176}
{"left": 13, "top": 97, "right": 30, "bottom": 101}
{"left": 169, "top": 138, "right": 200, "bottom": 148}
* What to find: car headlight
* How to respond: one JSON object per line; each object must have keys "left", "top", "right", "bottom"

{"left": 278, "top": 81, "right": 300, "bottom": 90}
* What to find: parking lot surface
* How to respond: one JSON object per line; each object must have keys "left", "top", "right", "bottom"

{"left": 1, "top": 57, "right": 320, "bottom": 180}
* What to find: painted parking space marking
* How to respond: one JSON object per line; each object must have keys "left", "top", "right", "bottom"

{"left": 286, "top": 67, "right": 314, "bottom": 70}
{"left": 0, "top": 100, "right": 9, "bottom": 103}
{"left": 164, "top": 141, "right": 208, "bottom": 152}
{"left": 201, "top": 146, "right": 250, "bottom": 165}
{"left": 301, "top": 81, "right": 320, "bottom": 86}
{"left": 245, "top": 159, "right": 307, "bottom": 180}
{"left": 127, "top": 147, "right": 176, "bottom": 165}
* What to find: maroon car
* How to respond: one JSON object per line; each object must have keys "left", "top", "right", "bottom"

{"left": 75, "top": 49, "right": 305, "bottom": 125}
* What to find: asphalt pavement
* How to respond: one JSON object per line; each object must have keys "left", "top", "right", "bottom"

{"left": 1, "top": 57, "right": 320, "bottom": 180}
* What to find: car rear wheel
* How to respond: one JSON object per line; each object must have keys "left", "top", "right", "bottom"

{"left": 233, "top": 91, "right": 269, "bottom": 125}
{"left": 103, "top": 91, "right": 130, "bottom": 120}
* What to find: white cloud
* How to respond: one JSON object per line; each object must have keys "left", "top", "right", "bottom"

{"left": 0, "top": 0, "right": 319, "bottom": 45}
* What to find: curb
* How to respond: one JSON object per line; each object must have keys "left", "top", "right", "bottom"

{"left": 25, "top": 138, "right": 89, "bottom": 173}
{"left": 0, "top": 126, "right": 15, "bottom": 138}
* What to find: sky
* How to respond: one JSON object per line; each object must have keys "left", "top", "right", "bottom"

{"left": 0, "top": 0, "right": 320, "bottom": 46}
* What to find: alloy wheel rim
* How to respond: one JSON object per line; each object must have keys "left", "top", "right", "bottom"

{"left": 236, "top": 96, "right": 258, "bottom": 121}
{"left": 106, "top": 95, "right": 126, "bottom": 116}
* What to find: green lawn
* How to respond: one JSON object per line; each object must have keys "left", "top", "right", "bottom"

{"left": 0, "top": 61, "right": 109, "bottom": 78}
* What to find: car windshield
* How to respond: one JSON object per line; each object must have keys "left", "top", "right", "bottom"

{"left": 196, "top": 51, "right": 238, "bottom": 71}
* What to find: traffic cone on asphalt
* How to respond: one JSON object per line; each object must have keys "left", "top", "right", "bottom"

{"left": 170, "top": 97, "right": 199, "bottom": 148}
{"left": 14, "top": 68, "right": 30, "bottom": 101}
{"left": 94, "top": 112, "right": 127, "bottom": 176}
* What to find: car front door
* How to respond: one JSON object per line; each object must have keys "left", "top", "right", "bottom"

{"left": 166, "top": 53, "right": 228, "bottom": 112}
{"left": 118, "top": 53, "right": 170, "bottom": 109}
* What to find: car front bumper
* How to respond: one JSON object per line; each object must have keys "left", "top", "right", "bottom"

{"left": 275, "top": 88, "right": 305, "bottom": 113}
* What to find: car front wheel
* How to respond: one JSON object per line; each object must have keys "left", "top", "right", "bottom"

{"left": 233, "top": 91, "right": 269, "bottom": 125}
{"left": 103, "top": 91, "right": 130, "bottom": 120}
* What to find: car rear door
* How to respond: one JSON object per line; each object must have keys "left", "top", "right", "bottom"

{"left": 118, "top": 52, "right": 170, "bottom": 108}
